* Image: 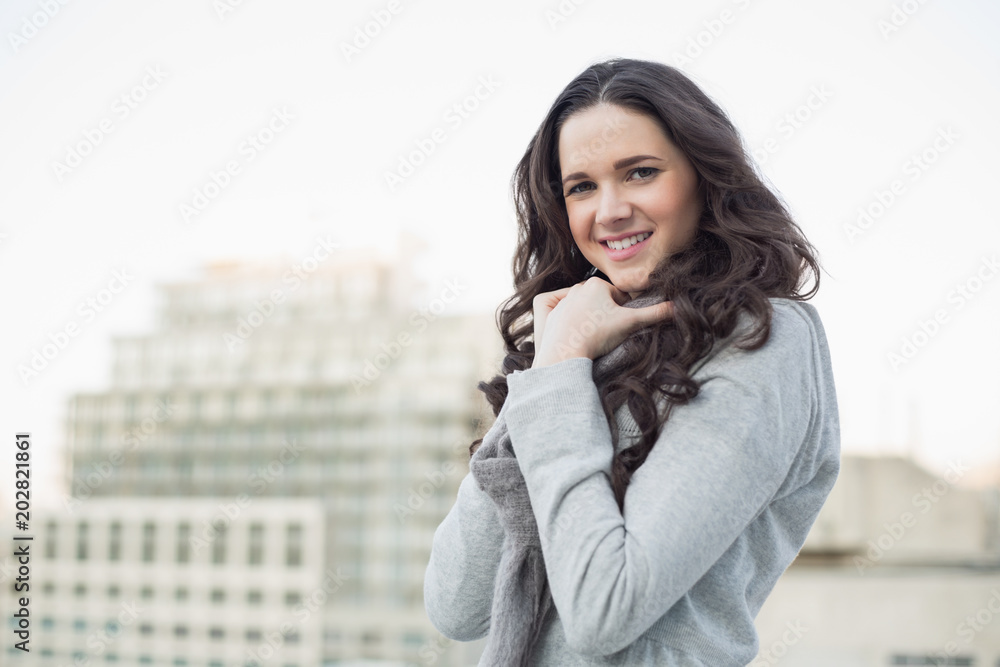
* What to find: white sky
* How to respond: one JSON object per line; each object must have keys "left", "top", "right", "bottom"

{"left": 1, "top": 0, "right": 998, "bottom": 509}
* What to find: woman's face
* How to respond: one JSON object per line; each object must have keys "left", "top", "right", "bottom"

{"left": 558, "top": 103, "right": 703, "bottom": 298}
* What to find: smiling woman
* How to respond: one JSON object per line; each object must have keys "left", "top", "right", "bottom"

{"left": 424, "top": 57, "right": 841, "bottom": 666}
{"left": 559, "top": 105, "right": 703, "bottom": 299}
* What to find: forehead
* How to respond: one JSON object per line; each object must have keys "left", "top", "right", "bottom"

{"left": 558, "top": 104, "right": 672, "bottom": 175}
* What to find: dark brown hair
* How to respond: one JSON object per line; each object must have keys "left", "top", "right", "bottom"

{"left": 470, "top": 57, "right": 821, "bottom": 513}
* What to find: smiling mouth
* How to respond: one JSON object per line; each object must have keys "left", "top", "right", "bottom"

{"left": 601, "top": 231, "right": 652, "bottom": 250}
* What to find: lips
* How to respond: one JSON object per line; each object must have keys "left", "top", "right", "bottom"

{"left": 600, "top": 231, "right": 652, "bottom": 261}
{"left": 600, "top": 231, "right": 652, "bottom": 250}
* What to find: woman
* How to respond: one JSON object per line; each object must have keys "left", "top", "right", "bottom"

{"left": 423, "top": 57, "right": 840, "bottom": 666}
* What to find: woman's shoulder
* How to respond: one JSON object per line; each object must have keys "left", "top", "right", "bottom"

{"left": 695, "top": 297, "right": 831, "bottom": 377}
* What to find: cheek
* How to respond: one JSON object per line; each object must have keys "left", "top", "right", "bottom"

{"left": 566, "top": 208, "right": 590, "bottom": 243}
{"left": 640, "top": 185, "right": 687, "bottom": 219}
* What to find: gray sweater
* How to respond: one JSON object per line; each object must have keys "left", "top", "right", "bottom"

{"left": 424, "top": 298, "right": 841, "bottom": 666}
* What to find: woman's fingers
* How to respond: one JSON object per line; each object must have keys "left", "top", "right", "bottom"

{"left": 630, "top": 300, "right": 674, "bottom": 327}
{"left": 532, "top": 287, "right": 573, "bottom": 350}
{"left": 607, "top": 283, "right": 633, "bottom": 307}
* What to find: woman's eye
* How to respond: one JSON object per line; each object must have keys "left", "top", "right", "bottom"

{"left": 566, "top": 182, "right": 593, "bottom": 196}
{"left": 630, "top": 166, "right": 658, "bottom": 180}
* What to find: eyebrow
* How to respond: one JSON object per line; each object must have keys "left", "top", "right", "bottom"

{"left": 561, "top": 155, "right": 665, "bottom": 185}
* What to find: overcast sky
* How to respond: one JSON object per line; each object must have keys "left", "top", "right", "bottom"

{"left": 2, "top": 0, "right": 998, "bottom": 508}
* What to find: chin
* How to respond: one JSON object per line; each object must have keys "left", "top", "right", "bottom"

{"left": 608, "top": 275, "right": 649, "bottom": 295}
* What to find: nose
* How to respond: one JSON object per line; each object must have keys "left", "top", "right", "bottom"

{"left": 594, "top": 182, "right": 632, "bottom": 228}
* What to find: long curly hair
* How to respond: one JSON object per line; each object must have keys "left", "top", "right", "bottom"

{"left": 470, "top": 57, "right": 822, "bottom": 514}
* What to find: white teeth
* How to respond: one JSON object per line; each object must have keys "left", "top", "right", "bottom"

{"left": 606, "top": 232, "right": 650, "bottom": 251}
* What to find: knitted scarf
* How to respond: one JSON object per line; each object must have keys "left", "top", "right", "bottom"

{"left": 469, "top": 291, "right": 665, "bottom": 666}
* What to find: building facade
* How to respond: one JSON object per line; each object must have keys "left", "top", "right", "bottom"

{"left": 4, "top": 252, "right": 502, "bottom": 666}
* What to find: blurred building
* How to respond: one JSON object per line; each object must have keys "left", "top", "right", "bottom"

{"left": 754, "top": 455, "right": 1000, "bottom": 666}
{"left": 25, "top": 498, "right": 326, "bottom": 665}
{"left": 3, "top": 247, "right": 502, "bottom": 667}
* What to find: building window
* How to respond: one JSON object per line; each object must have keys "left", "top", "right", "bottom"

{"left": 175, "top": 587, "right": 188, "bottom": 601}
{"left": 211, "top": 520, "right": 227, "bottom": 564}
{"left": 108, "top": 522, "right": 122, "bottom": 561}
{"left": 45, "top": 521, "right": 57, "bottom": 559}
{"left": 107, "top": 585, "right": 120, "bottom": 598}
{"left": 246, "top": 629, "right": 262, "bottom": 642}
{"left": 139, "top": 624, "right": 154, "bottom": 636}
{"left": 73, "top": 618, "right": 87, "bottom": 632}
{"left": 284, "top": 591, "right": 301, "bottom": 606}
{"left": 174, "top": 625, "right": 189, "bottom": 637}
{"left": 140, "top": 586, "right": 153, "bottom": 599}
{"left": 76, "top": 522, "right": 89, "bottom": 560}
{"left": 43, "top": 582, "right": 55, "bottom": 596}
{"left": 888, "top": 658, "right": 974, "bottom": 666}
{"left": 248, "top": 523, "right": 264, "bottom": 565}
{"left": 286, "top": 523, "right": 302, "bottom": 567}
{"left": 210, "top": 589, "right": 225, "bottom": 604}
{"left": 209, "top": 626, "right": 225, "bottom": 640}
{"left": 74, "top": 583, "right": 87, "bottom": 597}
{"left": 177, "top": 523, "right": 190, "bottom": 563}
{"left": 142, "top": 522, "right": 156, "bottom": 562}
{"left": 41, "top": 617, "right": 55, "bottom": 630}
{"left": 247, "top": 590, "right": 262, "bottom": 605}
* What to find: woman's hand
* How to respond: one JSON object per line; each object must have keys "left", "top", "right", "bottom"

{"left": 531, "top": 277, "right": 674, "bottom": 369}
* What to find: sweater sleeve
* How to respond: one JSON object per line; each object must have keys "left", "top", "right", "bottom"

{"left": 503, "top": 301, "right": 823, "bottom": 657}
{"left": 423, "top": 405, "right": 508, "bottom": 641}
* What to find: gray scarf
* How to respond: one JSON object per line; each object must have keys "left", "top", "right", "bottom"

{"left": 469, "top": 291, "right": 665, "bottom": 666}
